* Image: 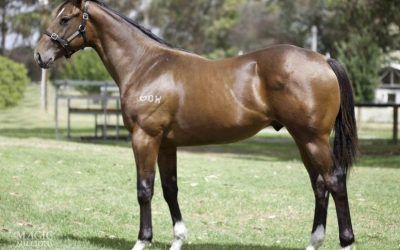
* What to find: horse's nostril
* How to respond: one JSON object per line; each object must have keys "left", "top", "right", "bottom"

{"left": 36, "top": 52, "right": 42, "bottom": 63}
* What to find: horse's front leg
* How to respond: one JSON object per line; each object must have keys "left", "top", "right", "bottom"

{"left": 131, "top": 128, "right": 162, "bottom": 250}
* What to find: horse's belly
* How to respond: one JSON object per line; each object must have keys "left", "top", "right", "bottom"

{"left": 166, "top": 111, "right": 270, "bottom": 146}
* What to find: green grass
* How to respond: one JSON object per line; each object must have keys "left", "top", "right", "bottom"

{"left": 0, "top": 85, "right": 400, "bottom": 249}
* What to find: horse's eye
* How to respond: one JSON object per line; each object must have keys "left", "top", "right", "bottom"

{"left": 60, "top": 17, "right": 71, "bottom": 26}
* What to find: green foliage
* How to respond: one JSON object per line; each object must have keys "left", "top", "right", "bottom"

{"left": 206, "top": 48, "right": 239, "bottom": 60}
{"left": 60, "top": 49, "right": 111, "bottom": 94}
{"left": 61, "top": 49, "right": 110, "bottom": 81}
{"left": 204, "top": 0, "right": 245, "bottom": 55}
{"left": 0, "top": 56, "right": 29, "bottom": 109}
{"left": 150, "top": 0, "right": 244, "bottom": 56}
{"left": 150, "top": 0, "right": 399, "bottom": 59}
{"left": 337, "top": 33, "right": 383, "bottom": 102}
{"left": 328, "top": 0, "right": 400, "bottom": 54}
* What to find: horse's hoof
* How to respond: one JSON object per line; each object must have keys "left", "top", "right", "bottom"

{"left": 170, "top": 221, "right": 187, "bottom": 250}
{"left": 341, "top": 244, "right": 355, "bottom": 250}
{"left": 132, "top": 240, "right": 150, "bottom": 250}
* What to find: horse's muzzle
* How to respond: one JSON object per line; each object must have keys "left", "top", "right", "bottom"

{"left": 34, "top": 51, "right": 54, "bottom": 69}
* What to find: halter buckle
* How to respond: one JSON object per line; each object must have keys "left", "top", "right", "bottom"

{"left": 79, "top": 25, "right": 86, "bottom": 32}
{"left": 50, "top": 33, "right": 59, "bottom": 40}
{"left": 83, "top": 13, "right": 89, "bottom": 20}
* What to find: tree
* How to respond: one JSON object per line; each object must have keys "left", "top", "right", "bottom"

{"left": 308, "top": 0, "right": 400, "bottom": 57}
{"left": 337, "top": 32, "right": 383, "bottom": 102}
{"left": 230, "top": 0, "right": 321, "bottom": 52}
{"left": 0, "top": 0, "right": 39, "bottom": 54}
{"left": 150, "top": 0, "right": 245, "bottom": 56}
{"left": 322, "top": 0, "right": 399, "bottom": 102}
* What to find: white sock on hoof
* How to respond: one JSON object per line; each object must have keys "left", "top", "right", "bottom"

{"left": 132, "top": 240, "right": 149, "bottom": 250}
{"left": 306, "top": 225, "right": 325, "bottom": 250}
{"left": 341, "top": 244, "right": 354, "bottom": 250}
{"left": 170, "top": 221, "right": 187, "bottom": 250}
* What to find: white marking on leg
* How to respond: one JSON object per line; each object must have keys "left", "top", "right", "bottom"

{"left": 341, "top": 244, "right": 354, "bottom": 250}
{"left": 306, "top": 225, "right": 325, "bottom": 250}
{"left": 57, "top": 8, "right": 65, "bottom": 18}
{"left": 132, "top": 240, "right": 149, "bottom": 250}
{"left": 170, "top": 221, "right": 187, "bottom": 250}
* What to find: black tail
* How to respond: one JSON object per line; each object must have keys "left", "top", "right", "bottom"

{"left": 327, "top": 58, "right": 358, "bottom": 175}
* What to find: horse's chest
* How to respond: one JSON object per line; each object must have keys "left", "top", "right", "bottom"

{"left": 121, "top": 90, "right": 175, "bottom": 135}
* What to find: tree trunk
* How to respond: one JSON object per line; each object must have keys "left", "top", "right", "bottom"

{"left": 0, "top": 1, "right": 8, "bottom": 55}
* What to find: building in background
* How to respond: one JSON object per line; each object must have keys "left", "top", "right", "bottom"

{"left": 376, "top": 63, "right": 400, "bottom": 104}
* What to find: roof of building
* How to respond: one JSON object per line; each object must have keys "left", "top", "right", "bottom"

{"left": 389, "top": 63, "right": 400, "bottom": 71}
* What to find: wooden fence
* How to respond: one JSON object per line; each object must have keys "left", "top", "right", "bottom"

{"left": 355, "top": 103, "right": 399, "bottom": 144}
{"left": 54, "top": 80, "right": 126, "bottom": 140}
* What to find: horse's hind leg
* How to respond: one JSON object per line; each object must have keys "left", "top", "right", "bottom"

{"left": 158, "top": 145, "right": 187, "bottom": 250}
{"left": 294, "top": 133, "right": 354, "bottom": 249}
{"left": 324, "top": 163, "right": 355, "bottom": 250}
{"left": 306, "top": 173, "right": 329, "bottom": 250}
{"left": 295, "top": 134, "right": 330, "bottom": 250}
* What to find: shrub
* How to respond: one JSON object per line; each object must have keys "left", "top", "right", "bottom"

{"left": 0, "top": 56, "right": 29, "bottom": 109}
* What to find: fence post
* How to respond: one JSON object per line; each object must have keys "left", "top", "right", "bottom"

{"left": 55, "top": 87, "right": 59, "bottom": 139}
{"left": 41, "top": 69, "right": 48, "bottom": 111}
{"left": 67, "top": 98, "right": 71, "bottom": 139}
{"left": 394, "top": 106, "right": 398, "bottom": 144}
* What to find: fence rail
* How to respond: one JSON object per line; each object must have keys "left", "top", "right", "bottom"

{"left": 54, "top": 80, "right": 123, "bottom": 140}
{"left": 355, "top": 103, "right": 399, "bottom": 144}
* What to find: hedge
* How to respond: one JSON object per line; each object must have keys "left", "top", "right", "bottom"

{"left": 0, "top": 56, "right": 29, "bottom": 109}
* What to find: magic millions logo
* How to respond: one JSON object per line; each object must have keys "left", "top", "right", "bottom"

{"left": 14, "top": 231, "right": 53, "bottom": 248}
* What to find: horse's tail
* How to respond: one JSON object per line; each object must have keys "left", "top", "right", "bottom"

{"left": 327, "top": 58, "right": 358, "bottom": 175}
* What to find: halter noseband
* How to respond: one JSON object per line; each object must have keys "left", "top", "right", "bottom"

{"left": 44, "top": 2, "right": 90, "bottom": 58}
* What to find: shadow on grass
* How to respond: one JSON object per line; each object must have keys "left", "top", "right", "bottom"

{"left": 0, "top": 238, "right": 16, "bottom": 245}
{"left": 180, "top": 137, "right": 299, "bottom": 162}
{"left": 0, "top": 128, "right": 57, "bottom": 139}
{"left": 0, "top": 127, "right": 300, "bottom": 162}
{"left": 0, "top": 128, "right": 399, "bottom": 168}
{"left": 0, "top": 127, "right": 93, "bottom": 140}
{"left": 0, "top": 127, "right": 131, "bottom": 147}
{"left": 59, "top": 234, "right": 302, "bottom": 250}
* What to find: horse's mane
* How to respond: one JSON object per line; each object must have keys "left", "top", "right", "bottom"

{"left": 91, "top": 0, "right": 175, "bottom": 48}
{"left": 59, "top": 0, "right": 175, "bottom": 49}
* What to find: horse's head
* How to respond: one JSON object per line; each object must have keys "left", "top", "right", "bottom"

{"left": 35, "top": 0, "right": 90, "bottom": 68}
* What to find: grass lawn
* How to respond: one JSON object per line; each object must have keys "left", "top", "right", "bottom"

{"left": 0, "top": 85, "right": 399, "bottom": 249}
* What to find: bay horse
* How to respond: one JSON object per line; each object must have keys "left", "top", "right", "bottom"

{"left": 34, "top": 0, "right": 358, "bottom": 249}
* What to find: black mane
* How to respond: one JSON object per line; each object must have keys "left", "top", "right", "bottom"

{"left": 89, "top": 0, "right": 174, "bottom": 48}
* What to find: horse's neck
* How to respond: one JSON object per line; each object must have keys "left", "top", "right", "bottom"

{"left": 89, "top": 3, "right": 163, "bottom": 91}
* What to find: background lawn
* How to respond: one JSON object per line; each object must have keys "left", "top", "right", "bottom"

{"left": 0, "top": 85, "right": 399, "bottom": 249}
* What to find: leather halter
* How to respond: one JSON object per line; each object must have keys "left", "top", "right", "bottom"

{"left": 44, "top": 2, "right": 89, "bottom": 58}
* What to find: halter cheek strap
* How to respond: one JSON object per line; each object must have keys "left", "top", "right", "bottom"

{"left": 44, "top": 2, "right": 90, "bottom": 59}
